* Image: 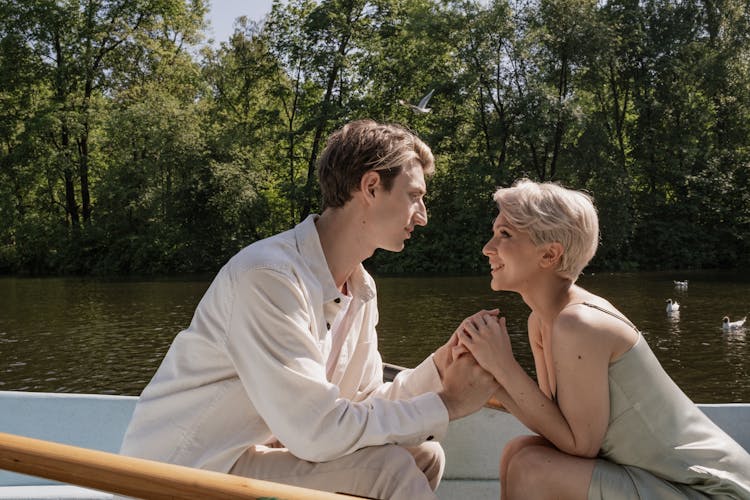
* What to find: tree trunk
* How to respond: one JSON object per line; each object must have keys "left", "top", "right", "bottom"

{"left": 78, "top": 132, "right": 91, "bottom": 223}
{"left": 300, "top": 61, "right": 341, "bottom": 219}
{"left": 300, "top": 4, "right": 356, "bottom": 219}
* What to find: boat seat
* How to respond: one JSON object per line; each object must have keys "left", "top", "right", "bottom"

{"left": 0, "top": 391, "right": 137, "bottom": 499}
{"left": 0, "top": 485, "right": 112, "bottom": 499}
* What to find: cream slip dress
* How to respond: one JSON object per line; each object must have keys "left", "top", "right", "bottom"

{"left": 574, "top": 303, "right": 750, "bottom": 500}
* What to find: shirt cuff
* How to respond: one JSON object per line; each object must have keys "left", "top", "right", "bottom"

{"left": 409, "top": 392, "right": 450, "bottom": 443}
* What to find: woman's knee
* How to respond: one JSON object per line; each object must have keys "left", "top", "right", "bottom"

{"left": 500, "top": 435, "right": 549, "bottom": 475}
{"left": 504, "top": 444, "right": 557, "bottom": 498}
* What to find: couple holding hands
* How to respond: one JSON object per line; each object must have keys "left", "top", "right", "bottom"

{"left": 120, "top": 120, "right": 750, "bottom": 499}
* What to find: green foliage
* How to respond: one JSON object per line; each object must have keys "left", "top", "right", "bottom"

{"left": 2, "top": 0, "right": 750, "bottom": 275}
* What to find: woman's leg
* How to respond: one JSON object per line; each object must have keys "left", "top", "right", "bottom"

{"left": 500, "top": 435, "right": 595, "bottom": 500}
{"left": 500, "top": 435, "right": 550, "bottom": 499}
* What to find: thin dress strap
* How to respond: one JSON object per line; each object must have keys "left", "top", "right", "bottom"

{"left": 573, "top": 301, "right": 639, "bottom": 332}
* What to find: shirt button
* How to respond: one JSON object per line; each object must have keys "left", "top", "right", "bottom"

{"left": 426, "top": 435, "right": 434, "bottom": 441}
{"left": 334, "top": 297, "right": 341, "bottom": 303}
{"left": 326, "top": 322, "right": 331, "bottom": 329}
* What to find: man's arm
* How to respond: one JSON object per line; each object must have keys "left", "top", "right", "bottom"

{"left": 227, "top": 268, "right": 448, "bottom": 462}
{"left": 358, "top": 310, "right": 500, "bottom": 421}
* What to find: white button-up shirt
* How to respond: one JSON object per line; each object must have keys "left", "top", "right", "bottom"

{"left": 120, "top": 215, "right": 449, "bottom": 472}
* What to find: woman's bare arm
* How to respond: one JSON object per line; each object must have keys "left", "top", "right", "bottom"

{"left": 458, "top": 311, "right": 612, "bottom": 457}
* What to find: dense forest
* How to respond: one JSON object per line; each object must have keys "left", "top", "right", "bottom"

{"left": 1, "top": 0, "right": 749, "bottom": 276}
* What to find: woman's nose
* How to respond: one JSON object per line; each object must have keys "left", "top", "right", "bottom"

{"left": 482, "top": 239, "right": 494, "bottom": 256}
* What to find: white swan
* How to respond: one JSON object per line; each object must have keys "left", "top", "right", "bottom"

{"left": 722, "top": 316, "right": 747, "bottom": 330}
{"left": 399, "top": 89, "right": 435, "bottom": 114}
{"left": 666, "top": 299, "right": 680, "bottom": 313}
{"left": 673, "top": 280, "right": 688, "bottom": 289}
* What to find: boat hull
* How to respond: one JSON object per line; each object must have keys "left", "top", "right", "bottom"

{"left": 1, "top": 390, "right": 748, "bottom": 499}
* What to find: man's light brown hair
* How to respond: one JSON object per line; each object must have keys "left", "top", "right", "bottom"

{"left": 317, "top": 120, "right": 435, "bottom": 209}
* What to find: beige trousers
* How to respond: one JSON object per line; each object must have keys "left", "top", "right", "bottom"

{"left": 229, "top": 441, "right": 445, "bottom": 500}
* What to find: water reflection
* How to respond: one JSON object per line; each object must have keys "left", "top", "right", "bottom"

{"left": 666, "top": 309, "right": 681, "bottom": 334}
{"left": 1, "top": 270, "right": 749, "bottom": 403}
{"left": 0, "top": 277, "right": 208, "bottom": 395}
{"left": 376, "top": 271, "right": 750, "bottom": 404}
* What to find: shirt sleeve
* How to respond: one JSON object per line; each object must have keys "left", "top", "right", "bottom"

{"left": 225, "top": 267, "right": 448, "bottom": 462}
{"left": 399, "top": 355, "right": 446, "bottom": 396}
{"left": 354, "top": 349, "right": 445, "bottom": 402}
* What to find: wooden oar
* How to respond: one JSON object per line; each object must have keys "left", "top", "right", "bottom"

{"left": 0, "top": 431, "right": 355, "bottom": 500}
{"left": 383, "top": 363, "right": 507, "bottom": 412}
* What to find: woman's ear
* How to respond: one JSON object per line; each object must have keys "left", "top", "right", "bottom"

{"left": 360, "top": 170, "right": 381, "bottom": 202}
{"left": 540, "top": 242, "right": 564, "bottom": 269}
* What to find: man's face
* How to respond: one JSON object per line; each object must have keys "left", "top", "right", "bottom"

{"left": 370, "top": 162, "right": 428, "bottom": 252}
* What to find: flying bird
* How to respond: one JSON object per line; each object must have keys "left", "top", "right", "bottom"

{"left": 399, "top": 89, "right": 435, "bottom": 114}
{"left": 666, "top": 299, "right": 680, "bottom": 313}
{"left": 722, "top": 316, "right": 747, "bottom": 331}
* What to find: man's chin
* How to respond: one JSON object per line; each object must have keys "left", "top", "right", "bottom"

{"left": 379, "top": 242, "right": 406, "bottom": 253}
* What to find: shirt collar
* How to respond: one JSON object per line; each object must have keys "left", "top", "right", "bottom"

{"left": 294, "top": 214, "right": 375, "bottom": 304}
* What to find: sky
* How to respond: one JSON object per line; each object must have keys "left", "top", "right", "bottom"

{"left": 205, "top": 0, "right": 275, "bottom": 45}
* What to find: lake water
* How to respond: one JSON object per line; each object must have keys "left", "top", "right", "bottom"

{"left": 1, "top": 271, "right": 748, "bottom": 402}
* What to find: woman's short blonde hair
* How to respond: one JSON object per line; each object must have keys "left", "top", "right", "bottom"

{"left": 493, "top": 179, "right": 599, "bottom": 281}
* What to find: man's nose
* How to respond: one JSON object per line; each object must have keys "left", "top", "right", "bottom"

{"left": 414, "top": 201, "right": 428, "bottom": 226}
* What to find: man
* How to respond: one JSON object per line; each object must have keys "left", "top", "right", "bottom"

{"left": 119, "top": 120, "right": 497, "bottom": 499}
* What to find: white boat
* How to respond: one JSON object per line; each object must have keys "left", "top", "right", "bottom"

{"left": 1, "top": 373, "right": 749, "bottom": 499}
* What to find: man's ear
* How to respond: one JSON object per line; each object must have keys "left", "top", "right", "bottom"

{"left": 540, "top": 242, "right": 564, "bottom": 269}
{"left": 360, "top": 171, "right": 381, "bottom": 202}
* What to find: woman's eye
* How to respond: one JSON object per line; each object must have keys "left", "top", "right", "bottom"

{"left": 500, "top": 230, "right": 511, "bottom": 238}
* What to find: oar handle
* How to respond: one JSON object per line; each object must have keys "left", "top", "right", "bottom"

{"left": 485, "top": 396, "right": 507, "bottom": 412}
{"left": 0, "top": 431, "right": 355, "bottom": 500}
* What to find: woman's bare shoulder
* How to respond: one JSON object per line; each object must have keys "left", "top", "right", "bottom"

{"left": 555, "top": 297, "right": 637, "bottom": 357}
{"left": 554, "top": 305, "right": 600, "bottom": 339}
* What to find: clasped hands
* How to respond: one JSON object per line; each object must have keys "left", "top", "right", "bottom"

{"left": 434, "top": 309, "right": 511, "bottom": 420}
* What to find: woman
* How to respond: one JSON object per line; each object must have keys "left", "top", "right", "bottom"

{"left": 456, "top": 179, "right": 750, "bottom": 499}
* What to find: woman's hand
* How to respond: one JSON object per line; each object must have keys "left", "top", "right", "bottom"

{"left": 457, "top": 312, "right": 516, "bottom": 382}
{"left": 435, "top": 309, "right": 499, "bottom": 378}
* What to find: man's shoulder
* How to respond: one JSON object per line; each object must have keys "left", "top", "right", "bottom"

{"left": 217, "top": 216, "right": 332, "bottom": 300}
{"left": 228, "top": 228, "right": 299, "bottom": 274}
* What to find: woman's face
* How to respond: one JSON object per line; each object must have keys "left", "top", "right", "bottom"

{"left": 482, "top": 213, "right": 543, "bottom": 291}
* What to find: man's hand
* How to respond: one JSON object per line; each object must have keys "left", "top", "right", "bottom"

{"left": 432, "top": 331, "right": 458, "bottom": 381}
{"left": 437, "top": 352, "right": 499, "bottom": 421}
